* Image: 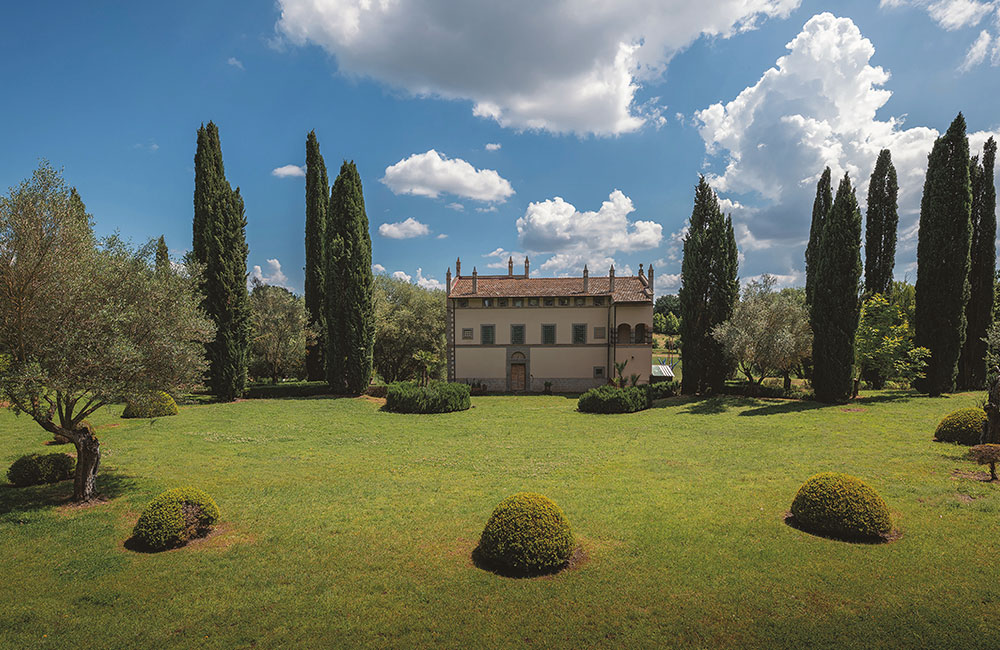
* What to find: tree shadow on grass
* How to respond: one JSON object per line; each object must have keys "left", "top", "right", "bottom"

{"left": 470, "top": 543, "right": 581, "bottom": 579}
{"left": 783, "top": 513, "right": 900, "bottom": 544}
{"left": 0, "top": 470, "right": 136, "bottom": 518}
{"left": 738, "top": 399, "right": 828, "bottom": 417}
{"left": 678, "top": 395, "right": 760, "bottom": 415}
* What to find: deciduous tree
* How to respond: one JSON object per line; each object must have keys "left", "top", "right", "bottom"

{"left": 249, "top": 279, "right": 310, "bottom": 383}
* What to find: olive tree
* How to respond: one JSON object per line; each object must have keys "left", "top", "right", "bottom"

{"left": 249, "top": 278, "right": 310, "bottom": 383}
{"left": 0, "top": 163, "right": 213, "bottom": 502}
{"left": 372, "top": 275, "right": 445, "bottom": 383}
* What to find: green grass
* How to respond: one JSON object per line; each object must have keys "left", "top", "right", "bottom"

{"left": 2, "top": 391, "right": 998, "bottom": 648}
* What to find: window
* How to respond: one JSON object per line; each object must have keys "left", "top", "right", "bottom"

{"left": 575, "top": 297, "right": 586, "bottom": 306}
{"left": 482, "top": 298, "right": 493, "bottom": 307}
{"left": 481, "top": 324, "right": 495, "bottom": 345}
{"left": 572, "top": 323, "right": 587, "bottom": 344}
{"left": 544, "top": 298, "right": 555, "bottom": 306}
{"left": 594, "top": 366, "right": 605, "bottom": 378}
{"left": 497, "top": 298, "right": 508, "bottom": 307}
{"left": 461, "top": 328, "right": 473, "bottom": 340}
{"left": 542, "top": 324, "right": 556, "bottom": 345}
{"left": 513, "top": 298, "right": 524, "bottom": 307}
{"left": 594, "top": 297, "right": 605, "bottom": 306}
{"left": 559, "top": 297, "right": 570, "bottom": 306}
{"left": 594, "top": 326, "right": 606, "bottom": 340}
{"left": 511, "top": 324, "right": 525, "bottom": 345}
{"left": 457, "top": 299, "right": 469, "bottom": 308}
{"left": 528, "top": 298, "right": 539, "bottom": 306}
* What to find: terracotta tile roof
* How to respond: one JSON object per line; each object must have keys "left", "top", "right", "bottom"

{"left": 448, "top": 275, "right": 652, "bottom": 303}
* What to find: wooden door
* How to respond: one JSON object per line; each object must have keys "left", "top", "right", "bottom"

{"left": 510, "top": 363, "right": 526, "bottom": 391}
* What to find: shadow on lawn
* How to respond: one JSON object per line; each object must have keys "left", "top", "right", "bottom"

{"left": 0, "top": 470, "right": 136, "bottom": 517}
{"left": 783, "top": 513, "right": 900, "bottom": 544}
{"left": 470, "top": 544, "right": 582, "bottom": 579}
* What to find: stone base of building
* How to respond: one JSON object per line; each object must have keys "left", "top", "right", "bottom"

{"left": 454, "top": 377, "right": 609, "bottom": 393}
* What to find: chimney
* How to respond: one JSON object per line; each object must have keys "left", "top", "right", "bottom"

{"left": 472, "top": 267, "right": 478, "bottom": 293}
{"left": 508, "top": 256, "right": 513, "bottom": 277}
{"left": 609, "top": 265, "right": 615, "bottom": 293}
{"left": 524, "top": 256, "right": 530, "bottom": 277}
{"left": 648, "top": 265, "right": 654, "bottom": 294}
{"left": 638, "top": 263, "right": 646, "bottom": 286}
{"left": 446, "top": 267, "right": 452, "bottom": 294}
{"left": 583, "top": 265, "right": 589, "bottom": 293}
{"left": 456, "top": 257, "right": 461, "bottom": 276}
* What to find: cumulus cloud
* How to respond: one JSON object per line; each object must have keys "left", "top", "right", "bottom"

{"left": 378, "top": 217, "right": 430, "bottom": 239}
{"left": 381, "top": 150, "right": 514, "bottom": 202}
{"left": 485, "top": 143, "right": 501, "bottom": 151}
{"left": 446, "top": 202, "right": 464, "bottom": 211}
{"left": 392, "top": 270, "right": 412, "bottom": 282}
{"left": 516, "top": 190, "right": 662, "bottom": 274}
{"left": 272, "top": 164, "right": 305, "bottom": 178}
{"left": 250, "top": 258, "right": 292, "bottom": 289}
{"left": 372, "top": 263, "right": 386, "bottom": 273}
{"left": 275, "top": 0, "right": 800, "bottom": 135}
{"left": 415, "top": 268, "right": 445, "bottom": 290}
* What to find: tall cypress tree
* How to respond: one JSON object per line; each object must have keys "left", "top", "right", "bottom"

{"left": 915, "top": 113, "right": 973, "bottom": 396}
{"left": 806, "top": 168, "right": 833, "bottom": 310}
{"left": 811, "top": 173, "right": 863, "bottom": 403}
{"left": 679, "top": 176, "right": 738, "bottom": 394}
{"left": 326, "top": 161, "right": 374, "bottom": 394}
{"left": 193, "top": 123, "right": 225, "bottom": 265}
{"left": 864, "top": 149, "right": 899, "bottom": 297}
{"left": 958, "top": 137, "right": 997, "bottom": 389}
{"left": 304, "top": 131, "right": 330, "bottom": 381}
{"left": 155, "top": 235, "right": 169, "bottom": 274}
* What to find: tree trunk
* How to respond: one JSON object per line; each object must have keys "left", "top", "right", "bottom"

{"left": 73, "top": 431, "right": 101, "bottom": 502}
{"left": 783, "top": 371, "right": 791, "bottom": 392}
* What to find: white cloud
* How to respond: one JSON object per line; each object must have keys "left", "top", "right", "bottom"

{"left": 378, "top": 217, "right": 430, "bottom": 239}
{"left": 960, "top": 29, "right": 995, "bottom": 70}
{"left": 483, "top": 247, "right": 528, "bottom": 270}
{"left": 446, "top": 202, "right": 465, "bottom": 211}
{"left": 372, "top": 263, "right": 386, "bottom": 273}
{"left": 391, "top": 270, "right": 412, "bottom": 282}
{"left": 250, "top": 258, "right": 291, "bottom": 289}
{"left": 275, "top": 0, "right": 801, "bottom": 136}
{"left": 517, "top": 190, "right": 662, "bottom": 274}
{"left": 415, "top": 268, "right": 445, "bottom": 290}
{"left": 476, "top": 205, "right": 498, "bottom": 213}
{"left": 436, "top": 233, "right": 448, "bottom": 239}
{"left": 485, "top": 143, "right": 501, "bottom": 151}
{"left": 927, "top": 0, "right": 995, "bottom": 29}
{"left": 227, "top": 56, "right": 245, "bottom": 70}
{"left": 272, "top": 164, "right": 306, "bottom": 178}
{"left": 884, "top": 0, "right": 999, "bottom": 67}
{"left": 381, "top": 150, "right": 514, "bottom": 202}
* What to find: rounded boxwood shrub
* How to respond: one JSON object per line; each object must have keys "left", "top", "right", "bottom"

{"left": 934, "top": 407, "right": 987, "bottom": 445}
{"left": 578, "top": 385, "right": 650, "bottom": 413}
{"left": 790, "top": 472, "right": 892, "bottom": 541}
{"left": 385, "top": 381, "right": 471, "bottom": 414}
{"left": 478, "top": 492, "right": 575, "bottom": 575}
{"left": 7, "top": 453, "right": 76, "bottom": 487}
{"left": 131, "top": 487, "right": 220, "bottom": 551}
{"left": 122, "top": 391, "right": 179, "bottom": 419}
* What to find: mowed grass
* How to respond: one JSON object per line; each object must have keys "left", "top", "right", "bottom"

{"left": 2, "top": 391, "right": 1000, "bottom": 649}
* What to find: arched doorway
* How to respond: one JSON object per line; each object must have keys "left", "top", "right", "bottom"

{"left": 509, "top": 352, "right": 527, "bottom": 392}
{"left": 617, "top": 323, "right": 632, "bottom": 344}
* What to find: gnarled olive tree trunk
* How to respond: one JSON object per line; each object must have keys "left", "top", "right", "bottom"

{"left": 37, "top": 418, "right": 102, "bottom": 502}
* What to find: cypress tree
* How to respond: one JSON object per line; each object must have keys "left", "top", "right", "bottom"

{"left": 193, "top": 123, "right": 225, "bottom": 265}
{"left": 679, "top": 176, "right": 738, "bottom": 394}
{"left": 304, "top": 131, "right": 330, "bottom": 381}
{"left": 915, "top": 113, "right": 973, "bottom": 396}
{"left": 326, "top": 161, "right": 374, "bottom": 394}
{"left": 811, "top": 173, "right": 863, "bottom": 403}
{"left": 958, "top": 137, "right": 997, "bottom": 389}
{"left": 155, "top": 235, "right": 169, "bottom": 274}
{"left": 806, "top": 168, "right": 833, "bottom": 310}
{"left": 864, "top": 149, "right": 899, "bottom": 297}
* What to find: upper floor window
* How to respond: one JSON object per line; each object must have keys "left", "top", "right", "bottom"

{"left": 544, "top": 298, "right": 555, "bottom": 307}
{"left": 558, "top": 297, "right": 570, "bottom": 306}
{"left": 481, "top": 324, "right": 496, "bottom": 345}
{"left": 594, "top": 326, "right": 606, "bottom": 340}
{"left": 482, "top": 298, "right": 493, "bottom": 308}
{"left": 457, "top": 299, "right": 469, "bottom": 308}
{"left": 461, "top": 328, "right": 473, "bottom": 340}
{"left": 575, "top": 297, "right": 586, "bottom": 306}
{"left": 497, "top": 298, "right": 508, "bottom": 307}
{"left": 528, "top": 298, "right": 539, "bottom": 306}
{"left": 542, "top": 324, "right": 556, "bottom": 345}
{"left": 511, "top": 324, "right": 525, "bottom": 345}
{"left": 594, "top": 297, "right": 605, "bottom": 306}
{"left": 572, "top": 323, "right": 587, "bottom": 344}
{"left": 513, "top": 298, "right": 524, "bottom": 307}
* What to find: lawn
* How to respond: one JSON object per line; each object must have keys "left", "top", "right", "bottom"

{"left": 2, "top": 391, "right": 999, "bottom": 649}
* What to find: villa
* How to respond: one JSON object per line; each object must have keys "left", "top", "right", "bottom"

{"left": 445, "top": 256, "right": 654, "bottom": 392}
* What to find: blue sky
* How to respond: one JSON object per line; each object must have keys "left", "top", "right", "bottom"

{"left": 1, "top": 0, "right": 998, "bottom": 294}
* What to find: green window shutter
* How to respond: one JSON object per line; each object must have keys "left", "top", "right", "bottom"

{"left": 572, "top": 324, "right": 587, "bottom": 344}
{"left": 511, "top": 324, "right": 525, "bottom": 345}
{"left": 481, "top": 325, "right": 495, "bottom": 345}
{"left": 542, "top": 324, "right": 556, "bottom": 344}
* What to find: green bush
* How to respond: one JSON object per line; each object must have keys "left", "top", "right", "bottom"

{"left": 132, "top": 487, "right": 221, "bottom": 551}
{"left": 478, "top": 492, "right": 575, "bottom": 575}
{"left": 122, "top": 391, "right": 179, "bottom": 419}
{"left": 244, "top": 381, "right": 331, "bottom": 399}
{"left": 648, "top": 380, "right": 680, "bottom": 400}
{"left": 365, "top": 384, "right": 388, "bottom": 398}
{"left": 578, "top": 385, "right": 650, "bottom": 413}
{"left": 934, "top": 407, "right": 987, "bottom": 445}
{"left": 385, "top": 381, "right": 471, "bottom": 414}
{"left": 790, "top": 472, "right": 892, "bottom": 541}
{"left": 7, "top": 453, "right": 76, "bottom": 487}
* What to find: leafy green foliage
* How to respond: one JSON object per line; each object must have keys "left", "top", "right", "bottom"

{"left": 478, "top": 492, "right": 575, "bottom": 575}
{"left": 7, "top": 453, "right": 75, "bottom": 487}
{"left": 384, "top": 381, "right": 471, "bottom": 413}
{"left": 790, "top": 472, "right": 892, "bottom": 541}
{"left": 864, "top": 149, "right": 899, "bottom": 297}
{"left": 653, "top": 312, "right": 667, "bottom": 335}
{"left": 304, "top": 131, "right": 329, "bottom": 381}
{"left": 805, "top": 167, "right": 833, "bottom": 310}
{"left": 155, "top": 235, "right": 169, "bottom": 275}
{"left": 131, "top": 487, "right": 221, "bottom": 551}
{"left": 855, "top": 294, "right": 929, "bottom": 388}
{"left": 811, "top": 173, "right": 862, "bottom": 403}
{"left": 915, "top": 113, "right": 973, "bottom": 396}
{"left": 577, "top": 385, "right": 650, "bottom": 413}
{"left": 648, "top": 380, "right": 680, "bottom": 400}
{"left": 934, "top": 407, "right": 987, "bottom": 445}
{"left": 654, "top": 294, "right": 680, "bottom": 320}
{"left": 122, "top": 391, "right": 179, "bottom": 419}
{"left": 249, "top": 279, "right": 310, "bottom": 383}
{"left": 373, "top": 275, "right": 446, "bottom": 383}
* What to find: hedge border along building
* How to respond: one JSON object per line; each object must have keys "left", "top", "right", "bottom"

{"left": 445, "top": 256, "right": 654, "bottom": 392}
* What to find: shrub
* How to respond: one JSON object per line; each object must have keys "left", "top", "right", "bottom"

{"left": 385, "top": 381, "right": 471, "bottom": 414}
{"left": 648, "top": 380, "right": 680, "bottom": 400}
{"left": 365, "top": 384, "right": 388, "bottom": 398}
{"left": 244, "top": 381, "right": 331, "bottom": 399}
{"left": 934, "top": 408, "right": 987, "bottom": 445}
{"left": 478, "top": 492, "right": 575, "bottom": 575}
{"left": 7, "top": 453, "right": 76, "bottom": 487}
{"left": 132, "top": 487, "right": 221, "bottom": 551}
{"left": 790, "top": 472, "right": 892, "bottom": 541}
{"left": 122, "top": 391, "right": 179, "bottom": 419}
{"left": 578, "top": 385, "right": 650, "bottom": 413}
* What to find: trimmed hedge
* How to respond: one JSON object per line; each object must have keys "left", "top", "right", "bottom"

{"left": 790, "top": 472, "right": 892, "bottom": 541}
{"left": 478, "top": 492, "right": 575, "bottom": 575}
{"left": 934, "top": 407, "right": 987, "bottom": 445}
{"left": 244, "top": 381, "right": 331, "bottom": 399}
{"left": 578, "top": 385, "right": 650, "bottom": 413}
{"left": 385, "top": 381, "right": 471, "bottom": 414}
{"left": 7, "top": 453, "right": 76, "bottom": 487}
{"left": 122, "top": 391, "right": 179, "bottom": 419}
{"left": 648, "top": 380, "right": 680, "bottom": 400}
{"left": 132, "top": 487, "right": 221, "bottom": 551}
